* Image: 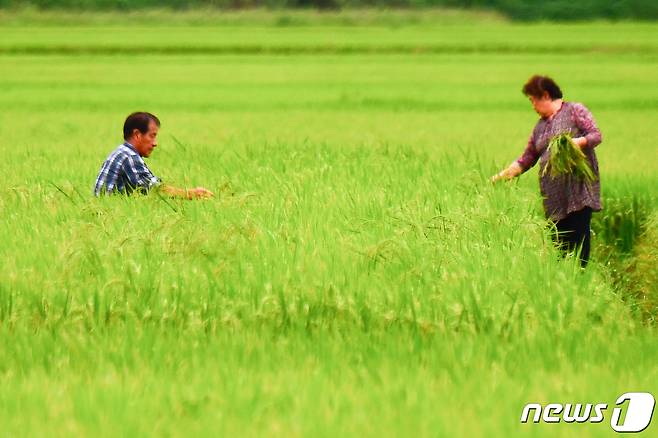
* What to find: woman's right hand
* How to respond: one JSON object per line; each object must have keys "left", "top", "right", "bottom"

{"left": 491, "top": 162, "right": 523, "bottom": 183}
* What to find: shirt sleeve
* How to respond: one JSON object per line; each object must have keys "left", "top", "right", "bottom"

{"left": 516, "top": 132, "right": 540, "bottom": 172}
{"left": 123, "top": 156, "right": 160, "bottom": 192}
{"left": 572, "top": 102, "right": 602, "bottom": 149}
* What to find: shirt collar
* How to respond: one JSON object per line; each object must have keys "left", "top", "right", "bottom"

{"left": 544, "top": 101, "right": 566, "bottom": 121}
{"left": 122, "top": 141, "right": 139, "bottom": 154}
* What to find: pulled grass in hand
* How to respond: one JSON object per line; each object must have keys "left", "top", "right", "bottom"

{"left": 542, "top": 133, "right": 597, "bottom": 184}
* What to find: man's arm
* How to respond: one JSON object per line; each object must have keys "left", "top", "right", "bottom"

{"left": 124, "top": 156, "right": 213, "bottom": 199}
{"left": 158, "top": 184, "right": 214, "bottom": 200}
{"left": 124, "top": 155, "right": 160, "bottom": 193}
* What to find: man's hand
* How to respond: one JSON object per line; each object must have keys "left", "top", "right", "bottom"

{"left": 160, "top": 184, "right": 214, "bottom": 200}
{"left": 188, "top": 187, "right": 214, "bottom": 199}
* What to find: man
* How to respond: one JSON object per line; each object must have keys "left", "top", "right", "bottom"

{"left": 94, "top": 112, "right": 214, "bottom": 199}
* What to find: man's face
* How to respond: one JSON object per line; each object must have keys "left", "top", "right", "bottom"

{"left": 132, "top": 121, "right": 159, "bottom": 157}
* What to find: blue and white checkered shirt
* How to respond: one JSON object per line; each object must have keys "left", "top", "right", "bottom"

{"left": 94, "top": 142, "right": 160, "bottom": 196}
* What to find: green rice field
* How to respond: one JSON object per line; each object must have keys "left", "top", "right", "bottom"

{"left": 0, "top": 9, "right": 657, "bottom": 436}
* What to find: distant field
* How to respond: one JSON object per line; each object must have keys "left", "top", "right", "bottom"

{"left": 0, "top": 11, "right": 657, "bottom": 436}
{"left": 1, "top": 16, "right": 658, "bottom": 54}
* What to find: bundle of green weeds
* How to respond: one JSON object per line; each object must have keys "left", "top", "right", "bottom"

{"left": 542, "top": 133, "right": 596, "bottom": 184}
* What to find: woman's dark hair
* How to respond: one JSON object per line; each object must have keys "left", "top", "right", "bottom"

{"left": 522, "top": 75, "right": 563, "bottom": 100}
{"left": 123, "top": 112, "right": 160, "bottom": 140}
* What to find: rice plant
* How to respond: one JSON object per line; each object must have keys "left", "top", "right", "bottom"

{"left": 0, "top": 12, "right": 656, "bottom": 436}
{"left": 542, "top": 133, "right": 597, "bottom": 184}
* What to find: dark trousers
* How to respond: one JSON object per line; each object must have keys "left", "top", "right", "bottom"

{"left": 552, "top": 207, "right": 593, "bottom": 267}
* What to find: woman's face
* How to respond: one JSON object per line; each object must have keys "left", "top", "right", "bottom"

{"left": 528, "top": 93, "right": 554, "bottom": 117}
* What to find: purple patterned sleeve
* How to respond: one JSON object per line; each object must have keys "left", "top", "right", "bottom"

{"left": 572, "top": 103, "right": 602, "bottom": 148}
{"left": 516, "top": 133, "right": 540, "bottom": 171}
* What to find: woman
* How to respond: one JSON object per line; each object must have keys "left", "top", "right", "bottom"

{"left": 492, "top": 75, "right": 602, "bottom": 267}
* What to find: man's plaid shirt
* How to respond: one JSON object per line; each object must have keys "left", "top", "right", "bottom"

{"left": 94, "top": 142, "right": 160, "bottom": 196}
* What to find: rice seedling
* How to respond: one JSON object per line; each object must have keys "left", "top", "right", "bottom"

{"left": 542, "top": 133, "right": 597, "bottom": 183}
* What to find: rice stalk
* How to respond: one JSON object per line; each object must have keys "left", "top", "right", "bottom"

{"left": 542, "top": 133, "right": 596, "bottom": 184}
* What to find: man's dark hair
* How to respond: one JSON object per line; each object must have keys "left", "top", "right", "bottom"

{"left": 123, "top": 112, "right": 160, "bottom": 140}
{"left": 522, "top": 75, "right": 563, "bottom": 100}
